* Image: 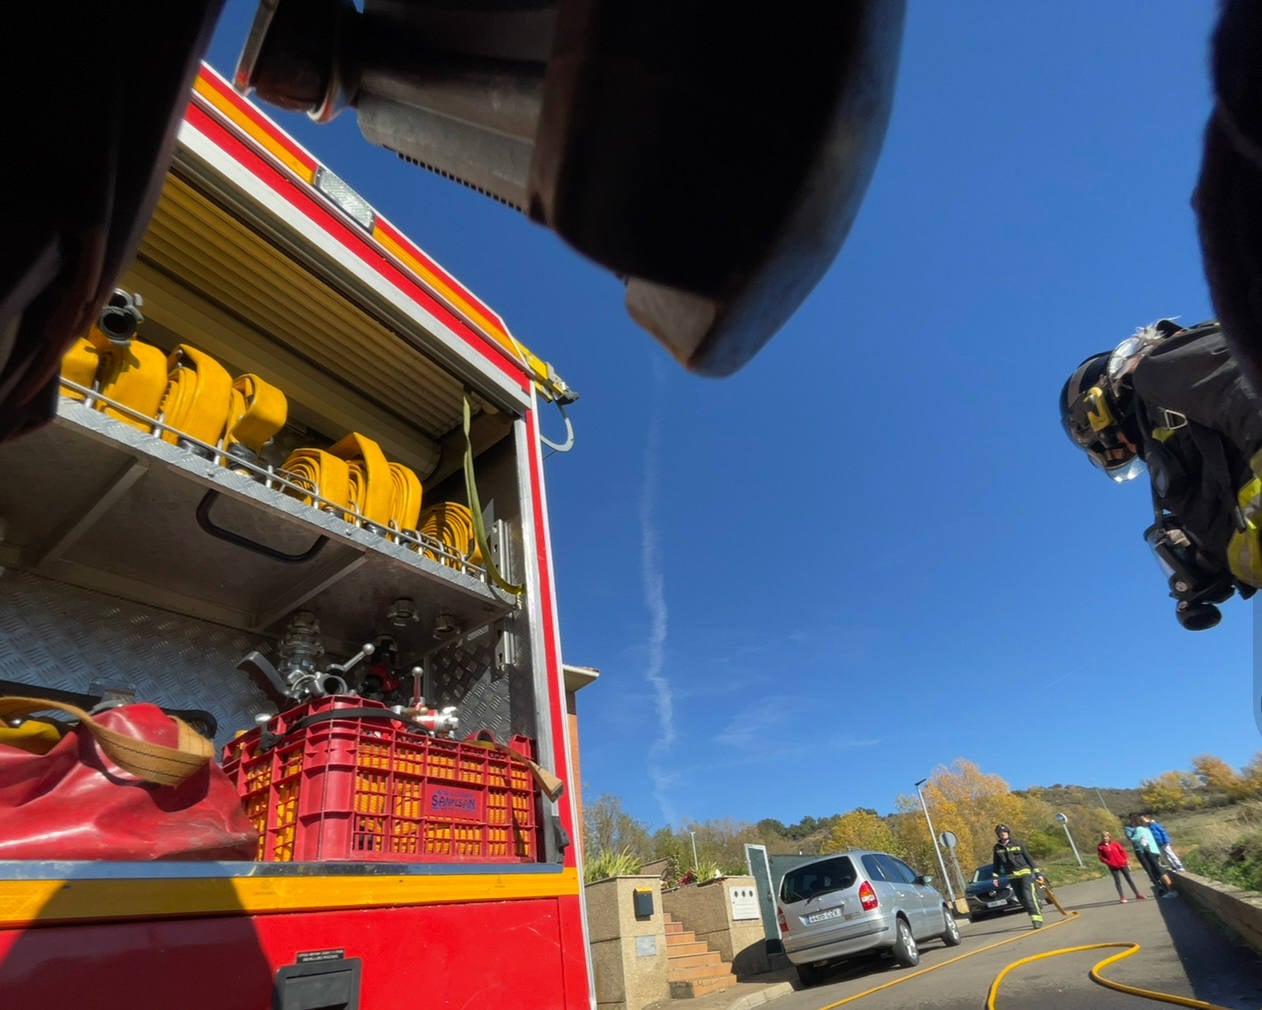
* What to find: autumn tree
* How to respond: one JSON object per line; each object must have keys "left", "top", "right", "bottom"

{"left": 821, "top": 809, "right": 901, "bottom": 857}
{"left": 1236, "top": 753, "right": 1262, "bottom": 800}
{"left": 583, "top": 794, "right": 652, "bottom": 860}
{"left": 895, "top": 759, "right": 1033, "bottom": 872}
{"left": 1138, "top": 772, "right": 1186, "bottom": 813}
{"left": 1192, "top": 754, "right": 1242, "bottom": 798}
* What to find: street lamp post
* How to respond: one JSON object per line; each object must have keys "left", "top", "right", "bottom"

{"left": 914, "top": 778, "right": 956, "bottom": 904}
{"left": 690, "top": 830, "right": 699, "bottom": 870}
{"left": 1056, "top": 813, "right": 1084, "bottom": 867}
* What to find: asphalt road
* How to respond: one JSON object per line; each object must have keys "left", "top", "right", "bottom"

{"left": 763, "top": 875, "right": 1262, "bottom": 1010}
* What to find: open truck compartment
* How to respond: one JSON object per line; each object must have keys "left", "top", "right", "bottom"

{"left": 0, "top": 66, "right": 564, "bottom": 868}
{"left": 0, "top": 62, "right": 590, "bottom": 1010}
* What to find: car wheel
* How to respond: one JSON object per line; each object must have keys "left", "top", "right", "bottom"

{"left": 941, "top": 907, "right": 962, "bottom": 946}
{"left": 892, "top": 917, "right": 919, "bottom": 967}
{"left": 796, "top": 962, "right": 822, "bottom": 987}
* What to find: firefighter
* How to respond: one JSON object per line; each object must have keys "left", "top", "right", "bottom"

{"left": 1059, "top": 319, "right": 1262, "bottom": 630}
{"left": 991, "top": 824, "right": 1043, "bottom": 929}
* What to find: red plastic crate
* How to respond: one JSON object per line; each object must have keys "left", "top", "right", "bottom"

{"left": 221, "top": 696, "right": 541, "bottom": 862}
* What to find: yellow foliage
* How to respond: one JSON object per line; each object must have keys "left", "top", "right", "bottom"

{"left": 1192, "top": 754, "right": 1241, "bottom": 795}
{"left": 1139, "top": 771, "right": 1186, "bottom": 813}
{"left": 821, "top": 809, "right": 899, "bottom": 856}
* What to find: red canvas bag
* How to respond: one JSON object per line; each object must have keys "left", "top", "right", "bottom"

{"left": 0, "top": 696, "right": 257, "bottom": 860}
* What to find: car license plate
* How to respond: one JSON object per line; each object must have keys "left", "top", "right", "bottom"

{"left": 806, "top": 906, "right": 843, "bottom": 924}
{"left": 986, "top": 900, "right": 1007, "bottom": 908}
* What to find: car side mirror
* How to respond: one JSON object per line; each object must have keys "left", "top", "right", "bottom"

{"left": 916, "top": 874, "right": 932, "bottom": 886}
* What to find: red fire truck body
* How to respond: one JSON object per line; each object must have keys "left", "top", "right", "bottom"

{"left": 0, "top": 65, "right": 591, "bottom": 1009}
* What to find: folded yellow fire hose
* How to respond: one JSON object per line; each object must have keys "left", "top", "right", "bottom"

{"left": 224, "top": 373, "right": 288, "bottom": 456}
{"left": 280, "top": 448, "right": 354, "bottom": 516}
{"left": 387, "top": 461, "right": 423, "bottom": 532}
{"left": 418, "top": 502, "right": 482, "bottom": 568}
{"left": 158, "top": 345, "right": 235, "bottom": 447}
{"left": 60, "top": 338, "right": 99, "bottom": 401}
{"left": 60, "top": 330, "right": 169, "bottom": 433}
{"left": 328, "top": 432, "right": 393, "bottom": 526}
{"left": 96, "top": 340, "right": 169, "bottom": 431}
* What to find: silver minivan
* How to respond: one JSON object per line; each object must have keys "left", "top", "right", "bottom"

{"left": 776, "top": 849, "right": 961, "bottom": 986}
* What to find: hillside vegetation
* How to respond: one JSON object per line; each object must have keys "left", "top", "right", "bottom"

{"left": 582, "top": 752, "right": 1260, "bottom": 890}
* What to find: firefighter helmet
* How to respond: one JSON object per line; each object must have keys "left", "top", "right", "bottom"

{"left": 1059, "top": 352, "right": 1144, "bottom": 482}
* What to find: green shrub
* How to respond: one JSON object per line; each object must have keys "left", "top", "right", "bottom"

{"left": 584, "top": 846, "right": 643, "bottom": 884}
{"left": 1183, "top": 829, "right": 1262, "bottom": 892}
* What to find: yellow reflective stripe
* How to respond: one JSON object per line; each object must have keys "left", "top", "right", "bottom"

{"left": 1239, "top": 476, "right": 1262, "bottom": 513}
{"left": 1085, "top": 388, "right": 1113, "bottom": 432}
{"left": 370, "top": 228, "right": 567, "bottom": 401}
{"left": 0, "top": 866, "right": 579, "bottom": 927}
{"left": 191, "top": 76, "right": 317, "bottom": 184}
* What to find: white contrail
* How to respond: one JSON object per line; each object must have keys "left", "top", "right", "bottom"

{"left": 641, "top": 364, "right": 676, "bottom": 824}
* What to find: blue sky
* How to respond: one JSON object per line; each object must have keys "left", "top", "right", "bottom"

{"left": 206, "top": 3, "right": 1258, "bottom": 832}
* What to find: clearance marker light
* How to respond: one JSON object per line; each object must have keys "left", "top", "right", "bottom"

{"left": 314, "top": 166, "right": 375, "bottom": 231}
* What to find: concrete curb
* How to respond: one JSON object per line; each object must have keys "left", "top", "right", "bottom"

{"left": 723, "top": 982, "right": 796, "bottom": 1010}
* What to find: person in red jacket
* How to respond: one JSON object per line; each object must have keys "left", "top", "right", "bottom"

{"left": 1098, "top": 831, "right": 1146, "bottom": 903}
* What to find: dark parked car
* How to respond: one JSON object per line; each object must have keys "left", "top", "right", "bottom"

{"left": 964, "top": 863, "right": 1026, "bottom": 922}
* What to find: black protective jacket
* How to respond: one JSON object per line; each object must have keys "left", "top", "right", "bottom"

{"left": 1132, "top": 322, "right": 1262, "bottom": 567}
{"left": 992, "top": 839, "right": 1038, "bottom": 877}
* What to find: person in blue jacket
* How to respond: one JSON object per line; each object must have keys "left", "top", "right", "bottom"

{"left": 1125, "top": 815, "right": 1174, "bottom": 897}
{"left": 1144, "top": 814, "right": 1184, "bottom": 872}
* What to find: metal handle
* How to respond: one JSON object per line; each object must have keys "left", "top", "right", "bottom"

{"left": 196, "top": 490, "right": 328, "bottom": 564}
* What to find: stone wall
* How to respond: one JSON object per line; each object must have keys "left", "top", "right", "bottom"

{"left": 1175, "top": 872, "right": 1262, "bottom": 951}
{"left": 585, "top": 875, "right": 669, "bottom": 1010}
{"left": 661, "top": 876, "right": 770, "bottom": 977}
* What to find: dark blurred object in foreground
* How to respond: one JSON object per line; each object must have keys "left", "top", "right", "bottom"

{"left": 1195, "top": 0, "right": 1262, "bottom": 394}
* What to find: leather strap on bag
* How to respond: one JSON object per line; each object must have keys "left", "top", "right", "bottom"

{"left": 0, "top": 697, "right": 212, "bottom": 786}
{"left": 465, "top": 732, "right": 564, "bottom": 802}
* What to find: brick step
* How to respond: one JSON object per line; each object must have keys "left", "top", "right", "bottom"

{"left": 669, "top": 971, "right": 737, "bottom": 999}
{"left": 664, "top": 939, "right": 707, "bottom": 956}
{"left": 668, "top": 960, "right": 734, "bottom": 982}
{"left": 663, "top": 921, "right": 686, "bottom": 936}
{"left": 666, "top": 950, "right": 721, "bottom": 972}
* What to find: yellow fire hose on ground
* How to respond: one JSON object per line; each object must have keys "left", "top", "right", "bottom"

{"left": 809, "top": 908, "right": 1234, "bottom": 1010}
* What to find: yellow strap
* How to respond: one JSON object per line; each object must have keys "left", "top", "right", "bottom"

{"left": 159, "top": 345, "right": 235, "bottom": 446}
{"left": 463, "top": 391, "right": 522, "bottom": 593}
{"left": 1238, "top": 475, "right": 1262, "bottom": 514}
{"left": 225, "top": 373, "right": 288, "bottom": 455}
{"left": 281, "top": 448, "right": 353, "bottom": 515}
{"left": 387, "top": 461, "right": 423, "bottom": 531}
{"left": 59, "top": 337, "right": 100, "bottom": 400}
{"left": 96, "top": 340, "right": 169, "bottom": 431}
{"left": 328, "top": 432, "right": 393, "bottom": 526}
{"left": 0, "top": 696, "right": 211, "bottom": 786}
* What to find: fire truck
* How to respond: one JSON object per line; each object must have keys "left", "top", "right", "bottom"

{"left": 0, "top": 64, "right": 592, "bottom": 1009}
